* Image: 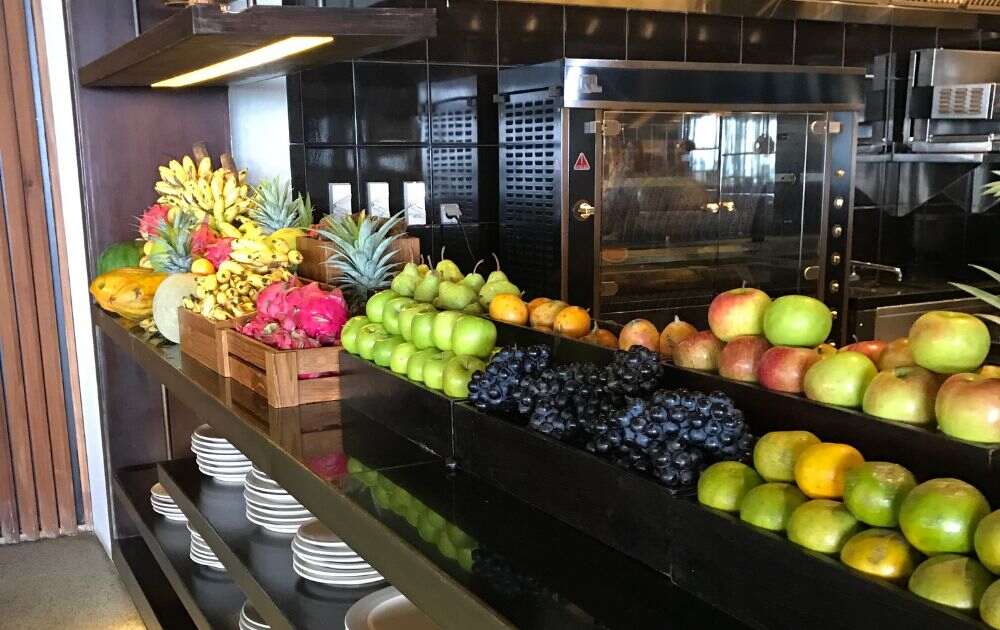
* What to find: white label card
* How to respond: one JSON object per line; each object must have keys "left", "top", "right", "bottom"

{"left": 366, "top": 182, "right": 390, "bottom": 219}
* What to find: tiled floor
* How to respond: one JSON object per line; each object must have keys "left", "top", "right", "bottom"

{"left": 0, "top": 534, "right": 144, "bottom": 630}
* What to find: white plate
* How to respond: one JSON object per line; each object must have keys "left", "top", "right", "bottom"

{"left": 293, "top": 555, "right": 378, "bottom": 577}
{"left": 190, "top": 554, "right": 225, "bottom": 571}
{"left": 345, "top": 586, "right": 439, "bottom": 630}
{"left": 293, "top": 559, "right": 385, "bottom": 587}
{"left": 192, "top": 425, "right": 231, "bottom": 443}
{"left": 244, "top": 487, "right": 301, "bottom": 507}
{"left": 292, "top": 538, "right": 361, "bottom": 560}
{"left": 197, "top": 458, "right": 252, "bottom": 470}
{"left": 150, "top": 483, "right": 170, "bottom": 499}
{"left": 239, "top": 602, "right": 269, "bottom": 630}
{"left": 245, "top": 512, "right": 304, "bottom": 533}
{"left": 244, "top": 497, "right": 309, "bottom": 515}
{"left": 296, "top": 520, "right": 347, "bottom": 546}
{"left": 192, "top": 449, "right": 249, "bottom": 463}
{"left": 246, "top": 506, "right": 313, "bottom": 524}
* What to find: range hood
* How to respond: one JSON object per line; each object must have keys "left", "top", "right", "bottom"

{"left": 79, "top": 5, "right": 436, "bottom": 88}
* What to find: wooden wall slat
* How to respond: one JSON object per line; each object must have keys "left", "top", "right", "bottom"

{"left": 0, "top": 233, "right": 21, "bottom": 543}
{"left": 3, "top": 0, "right": 77, "bottom": 535}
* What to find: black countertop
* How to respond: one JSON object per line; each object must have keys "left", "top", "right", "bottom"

{"left": 94, "top": 307, "right": 746, "bottom": 630}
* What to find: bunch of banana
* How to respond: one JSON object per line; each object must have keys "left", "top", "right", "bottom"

{"left": 154, "top": 155, "right": 252, "bottom": 229}
{"left": 183, "top": 262, "right": 293, "bottom": 321}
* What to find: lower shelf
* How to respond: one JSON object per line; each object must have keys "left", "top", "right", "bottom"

{"left": 112, "top": 536, "right": 197, "bottom": 630}
{"left": 114, "top": 464, "right": 244, "bottom": 630}
{"left": 157, "top": 457, "right": 380, "bottom": 630}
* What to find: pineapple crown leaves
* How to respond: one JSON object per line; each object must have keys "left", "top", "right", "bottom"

{"left": 148, "top": 211, "right": 197, "bottom": 273}
{"left": 317, "top": 210, "right": 366, "bottom": 245}
{"left": 316, "top": 211, "right": 404, "bottom": 300}
{"left": 249, "top": 177, "right": 313, "bottom": 234}
{"left": 950, "top": 264, "right": 1000, "bottom": 327}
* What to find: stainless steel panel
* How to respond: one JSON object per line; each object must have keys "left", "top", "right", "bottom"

{"left": 864, "top": 297, "right": 991, "bottom": 340}
{"left": 931, "top": 84, "right": 1000, "bottom": 120}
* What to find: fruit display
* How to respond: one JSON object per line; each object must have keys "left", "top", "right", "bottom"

{"left": 152, "top": 154, "right": 252, "bottom": 231}
{"left": 247, "top": 176, "right": 313, "bottom": 245}
{"left": 469, "top": 344, "right": 756, "bottom": 492}
{"left": 802, "top": 351, "right": 878, "bottom": 408}
{"left": 718, "top": 335, "right": 770, "bottom": 383}
{"left": 97, "top": 240, "right": 144, "bottom": 274}
{"left": 673, "top": 331, "right": 724, "bottom": 371}
{"left": 899, "top": 479, "right": 990, "bottom": 555}
{"left": 762, "top": 295, "right": 833, "bottom": 347}
{"left": 151, "top": 272, "right": 198, "bottom": 342}
{"left": 707, "top": 287, "right": 771, "bottom": 342}
{"left": 908, "top": 555, "right": 993, "bottom": 611}
{"left": 840, "top": 529, "right": 919, "bottom": 581}
{"left": 909, "top": 311, "right": 991, "bottom": 374}
{"left": 861, "top": 366, "right": 941, "bottom": 425}
{"left": 786, "top": 499, "right": 860, "bottom": 554}
{"left": 936, "top": 373, "right": 1000, "bottom": 443}
{"left": 237, "top": 280, "right": 348, "bottom": 349}
{"left": 89, "top": 267, "right": 168, "bottom": 320}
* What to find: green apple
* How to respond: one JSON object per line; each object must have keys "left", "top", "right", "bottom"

{"left": 356, "top": 324, "right": 388, "bottom": 360}
{"left": 909, "top": 310, "right": 991, "bottom": 374}
{"left": 762, "top": 295, "right": 832, "bottom": 347}
{"left": 803, "top": 351, "right": 878, "bottom": 408}
{"left": 399, "top": 303, "right": 436, "bottom": 341}
{"left": 411, "top": 311, "right": 438, "bottom": 350}
{"left": 389, "top": 341, "right": 418, "bottom": 374}
{"left": 340, "top": 315, "right": 369, "bottom": 354}
{"left": 365, "top": 289, "right": 399, "bottom": 323}
{"left": 935, "top": 373, "right": 1000, "bottom": 443}
{"left": 382, "top": 296, "right": 416, "bottom": 335}
{"left": 450, "top": 315, "right": 497, "bottom": 359}
{"left": 442, "top": 355, "right": 486, "bottom": 398}
{"left": 862, "top": 366, "right": 941, "bottom": 426}
{"left": 372, "top": 335, "right": 405, "bottom": 367}
{"left": 432, "top": 311, "right": 464, "bottom": 351}
{"left": 406, "top": 348, "right": 438, "bottom": 382}
{"left": 422, "top": 351, "right": 455, "bottom": 390}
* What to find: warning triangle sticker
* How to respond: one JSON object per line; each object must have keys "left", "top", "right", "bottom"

{"left": 573, "top": 152, "right": 591, "bottom": 171}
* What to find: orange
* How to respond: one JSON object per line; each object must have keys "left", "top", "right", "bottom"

{"left": 553, "top": 306, "right": 591, "bottom": 338}
{"left": 527, "top": 297, "right": 551, "bottom": 315}
{"left": 530, "top": 300, "right": 568, "bottom": 329}
{"left": 793, "top": 442, "right": 865, "bottom": 499}
{"left": 489, "top": 294, "right": 529, "bottom": 325}
{"left": 582, "top": 326, "right": 618, "bottom": 349}
{"left": 840, "top": 529, "right": 919, "bottom": 581}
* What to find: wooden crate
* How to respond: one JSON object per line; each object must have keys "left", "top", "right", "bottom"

{"left": 296, "top": 235, "right": 421, "bottom": 284}
{"left": 178, "top": 307, "right": 237, "bottom": 373}
{"left": 220, "top": 319, "right": 343, "bottom": 408}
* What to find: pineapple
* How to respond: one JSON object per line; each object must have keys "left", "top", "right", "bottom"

{"left": 147, "top": 211, "right": 197, "bottom": 273}
{"left": 316, "top": 211, "right": 404, "bottom": 312}
{"left": 248, "top": 177, "right": 313, "bottom": 236}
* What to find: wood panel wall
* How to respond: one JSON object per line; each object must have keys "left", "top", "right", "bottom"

{"left": 0, "top": 0, "right": 79, "bottom": 542}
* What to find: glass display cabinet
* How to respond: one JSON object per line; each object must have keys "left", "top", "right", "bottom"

{"left": 497, "top": 60, "right": 864, "bottom": 342}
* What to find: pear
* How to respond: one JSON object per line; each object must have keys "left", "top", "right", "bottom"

{"left": 479, "top": 279, "right": 521, "bottom": 308}
{"left": 437, "top": 280, "right": 478, "bottom": 310}
{"left": 413, "top": 270, "right": 441, "bottom": 303}
{"left": 460, "top": 260, "right": 486, "bottom": 294}
{"left": 390, "top": 263, "right": 421, "bottom": 297}
{"left": 462, "top": 302, "right": 484, "bottom": 315}
{"left": 485, "top": 253, "right": 508, "bottom": 285}
{"left": 435, "top": 247, "right": 464, "bottom": 283}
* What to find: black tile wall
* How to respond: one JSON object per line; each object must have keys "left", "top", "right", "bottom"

{"left": 564, "top": 6, "right": 626, "bottom": 60}
{"left": 288, "top": 3, "right": 996, "bottom": 271}
{"left": 626, "top": 10, "right": 685, "bottom": 61}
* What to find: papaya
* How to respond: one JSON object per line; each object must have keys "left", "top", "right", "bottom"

{"left": 90, "top": 267, "right": 167, "bottom": 320}
{"left": 97, "top": 240, "right": 144, "bottom": 275}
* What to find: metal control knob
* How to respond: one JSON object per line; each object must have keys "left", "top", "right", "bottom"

{"left": 829, "top": 281, "right": 840, "bottom": 294}
{"left": 722, "top": 201, "right": 736, "bottom": 212}
{"left": 573, "top": 200, "right": 595, "bottom": 221}
{"left": 803, "top": 266, "right": 819, "bottom": 281}
{"left": 705, "top": 203, "right": 720, "bottom": 214}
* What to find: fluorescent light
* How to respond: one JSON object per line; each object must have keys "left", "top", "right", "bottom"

{"left": 152, "top": 36, "right": 333, "bottom": 88}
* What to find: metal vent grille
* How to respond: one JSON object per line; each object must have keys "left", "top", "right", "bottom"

{"left": 431, "top": 99, "right": 477, "bottom": 144}
{"left": 892, "top": 0, "right": 965, "bottom": 7}
{"left": 499, "top": 90, "right": 561, "bottom": 297}
{"left": 431, "top": 147, "right": 476, "bottom": 207}
{"left": 932, "top": 83, "right": 996, "bottom": 119}
{"left": 967, "top": 0, "right": 1000, "bottom": 11}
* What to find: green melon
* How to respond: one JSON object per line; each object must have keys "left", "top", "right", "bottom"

{"left": 97, "top": 240, "right": 144, "bottom": 275}
{"left": 152, "top": 273, "right": 198, "bottom": 343}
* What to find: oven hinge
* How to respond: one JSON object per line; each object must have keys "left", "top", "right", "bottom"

{"left": 584, "top": 119, "right": 623, "bottom": 136}
{"left": 810, "top": 120, "right": 842, "bottom": 135}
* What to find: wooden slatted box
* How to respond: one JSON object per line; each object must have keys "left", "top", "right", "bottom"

{"left": 178, "top": 307, "right": 237, "bottom": 373}
{"left": 220, "top": 317, "right": 343, "bottom": 408}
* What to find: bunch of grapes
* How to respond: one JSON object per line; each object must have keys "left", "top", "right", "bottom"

{"left": 468, "top": 345, "right": 552, "bottom": 413}
{"left": 601, "top": 346, "right": 663, "bottom": 402}
{"left": 583, "top": 389, "right": 755, "bottom": 492}
{"left": 511, "top": 362, "right": 615, "bottom": 442}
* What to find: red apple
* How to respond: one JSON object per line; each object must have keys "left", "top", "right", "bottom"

{"left": 708, "top": 288, "right": 772, "bottom": 342}
{"left": 909, "top": 311, "right": 991, "bottom": 374}
{"left": 757, "top": 346, "right": 822, "bottom": 394}
{"left": 674, "top": 331, "right": 724, "bottom": 372}
{"left": 861, "top": 366, "right": 941, "bottom": 426}
{"left": 719, "top": 336, "right": 771, "bottom": 383}
{"left": 878, "top": 337, "right": 915, "bottom": 371}
{"left": 936, "top": 373, "right": 1000, "bottom": 443}
{"left": 841, "top": 340, "right": 888, "bottom": 365}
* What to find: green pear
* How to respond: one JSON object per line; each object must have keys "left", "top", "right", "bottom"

{"left": 413, "top": 270, "right": 441, "bottom": 303}
{"left": 417, "top": 263, "right": 430, "bottom": 276}
{"left": 462, "top": 302, "right": 484, "bottom": 315}
{"left": 390, "top": 263, "right": 421, "bottom": 297}
{"left": 486, "top": 252, "right": 508, "bottom": 284}
{"left": 435, "top": 247, "right": 464, "bottom": 283}
{"left": 478, "top": 279, "right": 521, "bottom": 308}
{"left": 437, "top": 281, "right": 478, "bottom": 310}
{"left": 460, "top": 260, "right": 486, "bottom": 294}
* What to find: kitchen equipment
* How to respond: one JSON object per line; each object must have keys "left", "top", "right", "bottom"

{"left": 497, "top": 59, "right": 864, "bottom": 342}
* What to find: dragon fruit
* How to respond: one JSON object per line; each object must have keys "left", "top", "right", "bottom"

{"left": 294, "top": 289, "right": 349, "bottom": 344}
{"left": 240, "top": 280, "right": 348, "bottom": 350}
{"left": 139, "top": 204, "right": 170, "bottom": 239}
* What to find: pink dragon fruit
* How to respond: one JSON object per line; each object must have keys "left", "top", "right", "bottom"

{"left": 191, "top": 221, "right": 216, "bottom": 255}
{"left": 294, "top": 290, "right": 349, "bottom": 344}
{"left": 239, "top": 314, "right": 272, "bottom": 339}
{"left": 307, "top": 452, "right": 348, "bottom": 481}
{"left": 257, "top": 282, "right": 292, "bottom": 320}
{"left": 138, "top": 203, "right": 170, "bottom": 239}
{"left": 202, "top": 237, "right": 233, "bottom": 268}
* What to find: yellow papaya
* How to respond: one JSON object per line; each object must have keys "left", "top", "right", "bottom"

{"left": 90, "top": 267, "right": 167, "bottom": 320}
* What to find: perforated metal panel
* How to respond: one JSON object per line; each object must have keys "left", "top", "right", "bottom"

{"left": 431, "top": 147, "right": 477, "bottom": 208}
{"left": 499, "top": 89, "right": 562, "bottom": 298}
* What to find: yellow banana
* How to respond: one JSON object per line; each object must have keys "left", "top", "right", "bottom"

{"left": 218, "top": 260, "right": 245, "bottom": 276}
{"left": 200, "top": 294, "right": 216, "bottom": 317}
{"left": 182, "top": 155, "right": 196, "bottom": 179}
{"left": 246, "top": 274, "right": 267, "bottom": 289}
{"left": 288, "top": 250, "right": 303, "bottom": 265}
{"left": 217, "top": 222, "right": 242, "bottom": 238}
{"left": 216, "top": 269, "right": 232, "bottom": 283}
{"left": 211, "top": 307, "right": 228, "bottom": 321}
{"left": 197, "top": 156, "right": 212, "bottom": 179}
{"left": 201, "top": 275, "right": 218, "bottom": 291}
{"left": 169, "top": 160, "right": 187, "bottom": 182}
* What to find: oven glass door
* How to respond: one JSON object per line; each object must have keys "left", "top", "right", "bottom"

{"left": 597, "top": 110, "right": 829, "bottom": 325}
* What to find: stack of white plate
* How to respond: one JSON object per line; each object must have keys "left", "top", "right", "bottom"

{"left": 292, "top": 520, "right": 384, "bottom": 588}
{"left": 192, "top": 424, "right": 251, "bottom": 483}
{"left": 239, "top": 601, "right": 270, "bottom": 630}
{"left": 150, "top": 483, "right": 186, "bottom": 523}
{"left": 243, "top": 466, "right": 313, "bottom": 534}
{"left": 188, "top": 524, "right": 225, "bottom": 571}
